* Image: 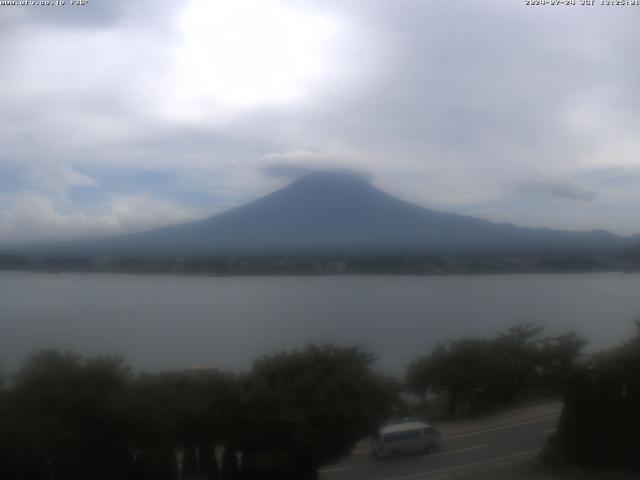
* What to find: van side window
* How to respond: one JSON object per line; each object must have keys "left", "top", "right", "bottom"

{"left": 383, "top": 429, "right": 421, "bottom": 442}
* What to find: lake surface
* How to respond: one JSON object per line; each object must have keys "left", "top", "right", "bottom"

{"left": 1, "top": 271, "right": 639, "bottom": 375}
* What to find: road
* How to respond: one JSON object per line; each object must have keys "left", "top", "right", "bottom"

{"left": 318, "top": 410, "right": 560, "bottom": 480}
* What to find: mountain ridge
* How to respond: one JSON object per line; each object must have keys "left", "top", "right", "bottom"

{"left": 4, "top": 171, "right": 639, "bottom": 257}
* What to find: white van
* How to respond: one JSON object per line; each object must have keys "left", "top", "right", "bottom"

{"left": 370, "top": 421, "right": 442, "bottom": 459}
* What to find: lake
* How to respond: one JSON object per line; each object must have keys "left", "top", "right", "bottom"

{"left": 1, "top": 271, "right": 639, "bottom": 375}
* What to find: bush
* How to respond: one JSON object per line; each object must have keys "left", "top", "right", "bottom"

{"left": 406, "top": 324, "right": 586, "bottom": 416}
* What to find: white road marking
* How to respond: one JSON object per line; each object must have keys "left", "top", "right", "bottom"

{"left": 443, "top": 414, "right": 560, "bottom": 440}
{"left": 318, "top": 466, "right": 352, "bottom": 473}
{"left": 382, "top": 448, "right": 541, "bottom": 480}
{"left": 540, "top": 428, "right": 556, "bottom": 435}
{"left": 425, "top": 444, "right": 488, "bottom": 458}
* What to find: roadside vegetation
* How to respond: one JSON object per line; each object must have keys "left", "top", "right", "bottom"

{"left": 542, "top": 322, "right": 640, "bottom": 470}
{"left": 0, "top": 346, "right": 396, "bottom": 480}
{"left": 1, "top": 323, "right": 638, "bottom": 478}
{"left": 406, "top": 324, "right": 587, "bottom": 417}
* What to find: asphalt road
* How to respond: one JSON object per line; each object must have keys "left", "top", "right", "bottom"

{"left": 318, "top": 413, "right": 560, "bottom": 480}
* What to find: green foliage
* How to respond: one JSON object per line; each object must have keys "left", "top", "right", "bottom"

{"left": 546, "top": 325, "right": 640, "bottom": 470}
{"left": 408, "top": 339, "right": 510, "bottom": 415}
{"left": 538, "top": 331, "right": 588, "bottom": 393}
{"left": 239, "top": 345, "right": 396, "bottom": 479}
{"left": 126, "top": 368, "right": 240, "bottom": 479}
{"left": 3, "top": 350, "right": 133, "bottom": 480}
{"left": 407, "top": 324, "right": 587, "bottom": 416}
{"left": 0, "top": 344, "right": 395, "bottom": 479}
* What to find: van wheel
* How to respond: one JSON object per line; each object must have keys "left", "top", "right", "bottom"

{"left": 426, "top": 443, "right": 438, "bottom": 454}
{"left": 390, "top": 450, "right": 401, "bottom": 460}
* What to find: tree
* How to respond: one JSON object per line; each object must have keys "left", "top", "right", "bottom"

{"left": 239, "top": 345, "right": 395, "bottom": 479}
{"left": 126, "top": 368, "right": 240, "bottom": 479}
{"left": 495, "top": 323, "right": 545, "bottom": 401}
{"left": 407, "top": 324, "right": 587, "bottom": 416}
{"left": 221, "top": 446, "right": 240, "bottom": 479}
{"left": 126, "top": 372, "right": 181, "bottom": 479}
{"left": 543, "top": 323, "right": 640, "bottom": 469}
{"left": 4, "top": 350, "right": 133, "bottom": 480}
{"left": 408, "top": 339, "right": 511, "bottom": 415}
{"left": 539, "top": 331, "right": 588, "bottom": 394}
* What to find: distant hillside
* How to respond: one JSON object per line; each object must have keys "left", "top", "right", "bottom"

{"left": 5, "top": 171, "right": 640, "bottom": 257}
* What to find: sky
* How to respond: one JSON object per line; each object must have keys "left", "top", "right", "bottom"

{"left": 1, "top": 0, "right": 640, "bottom": 245}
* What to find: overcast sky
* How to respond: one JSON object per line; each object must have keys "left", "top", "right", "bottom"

{"left": 1, "top": 0, "right": 640, "bottom": 244}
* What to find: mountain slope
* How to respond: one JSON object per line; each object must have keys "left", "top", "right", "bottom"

{"left": 11, "top": 172, "right": 639, "bottom": 256}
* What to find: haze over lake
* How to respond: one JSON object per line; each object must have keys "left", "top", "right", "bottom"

{"left": 2, "top": 271, "right": 639, "bottom": 375}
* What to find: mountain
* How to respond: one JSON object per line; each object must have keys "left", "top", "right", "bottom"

{"left": 8, "top": 171, "right": 640, "bottom": 257}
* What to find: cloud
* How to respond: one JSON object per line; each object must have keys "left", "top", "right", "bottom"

{"left": 259, "top": 150, "right": 371, "bottom": 180}
{"left": 30, "top": 161, "right": 99, "bottom": 197}
{"left": 0, "top": 193, "right": 201, "bottom": 246}
{"left": 0, "top": 158, "right": 98, "bottom": 197}
{"left": 2, "top": 0, "right": 640, "bottom": 241}
{"left": 6, "top": 0, "right": 183, "bottom": 30}
{"left": 512, "top": 177, "right": 597, "bottom": 202}
{"left": 579, "top": 167, "right": 640, "bottom": 189}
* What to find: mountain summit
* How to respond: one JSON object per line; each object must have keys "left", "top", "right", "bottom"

{"left": 13, "top": 172, "right": 637, "bottom": 256}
